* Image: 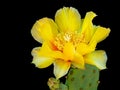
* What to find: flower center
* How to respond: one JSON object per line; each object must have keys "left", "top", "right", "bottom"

{"left": 53, "top": 32, "right": 85, "bottom": 51}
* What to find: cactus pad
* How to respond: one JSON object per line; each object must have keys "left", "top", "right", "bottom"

{"left": 65, "top": 64, "right": 100, "bottom": 90}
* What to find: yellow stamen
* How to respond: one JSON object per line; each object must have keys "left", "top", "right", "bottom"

{"left": 53, "top": 32, "right": 85, "bottom": 51}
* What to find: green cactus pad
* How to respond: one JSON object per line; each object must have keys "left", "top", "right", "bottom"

{"left": 65, "top": 64, "right": 100, "bottom": 90}
{"left": 59, "top": 83, "right": 68, "bottom": 90}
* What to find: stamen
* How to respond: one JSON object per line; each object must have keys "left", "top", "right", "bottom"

{"left": 73, "top": 33, "right": 85, "bottom": 47}
{"left": 63, "top": 32, "right": 72, "bottom": 42}
{"left": 53, "top": 34, "right": 64, "bottom": 51}
{"left": 53, "top": 32, "right": 85, "bottom": 51}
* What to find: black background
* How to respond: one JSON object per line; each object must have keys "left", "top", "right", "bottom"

{"left": 2, "top": 0, "right": 117, "bottom": 90}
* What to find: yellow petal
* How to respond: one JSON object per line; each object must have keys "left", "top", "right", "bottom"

{"left": 90, "top": 26, "right": 111, "bottom": 43}
{"left": 31, "top": 18, "right": 58, "bottom": 43}
{"left": 54, "top": 60, "right": 71, "bottom": 79}
{"left": 31, "top": 47, "right": 54, "bottom": 68}
{"left": 32, "top": 42, "right": 63, "bottom": 59}
{"left": 84, "top": 50, "right": 107, "bottom": 70}
{"left": 31, "top": 46, "right": 57, "bottom": 68}
{"left": 31, "top": 47, "right": 41, "bottom": 57}
{"left": 55, "top": 7, "right": 81, "bottom": 32}
{"left": 80, "top": 11, "right": 97, "bottom": 43}
{"left": 76, "top": 41, "right": 97, "bottom": 55}
{"left": 32, "top": 56, "right": 54, "bottom": 68}
{"left": 72, "top": 52, "right": 85, "bottom": 69}
{"left": 63, "top": 42, "right": 75, "bottom": 61}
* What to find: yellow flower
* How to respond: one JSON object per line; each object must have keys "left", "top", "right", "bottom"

{"left": 31, "top": 7, "right": 110, "bottom": 79}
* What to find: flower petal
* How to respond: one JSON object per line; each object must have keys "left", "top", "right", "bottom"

{"left": 72, "top": 52, "right": 85, "bottom": 69}
{"left": 80, "top": 11, "right": 97, "bottom": 43}
{"left": 31, "top": 47, "right": 55, "bottom": 68}
{"left": 31, "top": 18, "right": 58, "bottom": 43}
{"left": 84, "top": 50, "right": 107, "bottom": 70}
{"left": 32, "top": 42, "right": 63, "bottom": 59}
{"left": 76, "top": 42, "right": 96, "bottom": 55}
{"left": 32, "top": 56, "right": 54, "bottom": 68}
{"left": 31, "top": 47, "right": 41, "bottom": 57}
{"left": 63, "top": 42, "right": 75, "bottom": 61}
{"left": 90, "top": 26, "right": 111, "bottom": 43}
{"left": 54, "top": 60, "right": 71, "bottom": 79}
{"left": 55, "top": 7, "right": 81, "bottom": 32}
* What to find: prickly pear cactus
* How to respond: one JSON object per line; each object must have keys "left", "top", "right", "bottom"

{"left": 48, "top": 64, "right": 100, "bottom": 90}
{"left": 65, "top": 64, "right": 100, "bottom": 90}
